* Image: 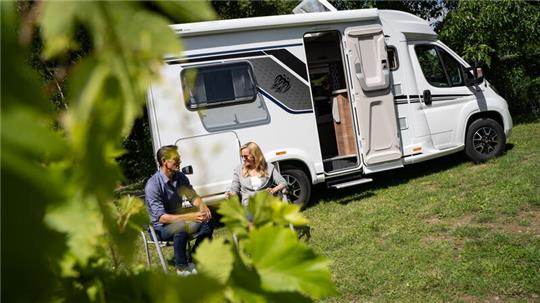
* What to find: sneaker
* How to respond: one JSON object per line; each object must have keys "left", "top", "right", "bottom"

{"left": 176, "top": 265, "right": 192, "bottom": 277}
{"left": 187, "top": 262, "right": 197, "bottom": 274}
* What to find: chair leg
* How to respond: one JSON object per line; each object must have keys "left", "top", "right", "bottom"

{"left": 149, "top": 226, "right": 168, "bottom": 273}
{"left": 141, "top": 231, "right": 151, "bottom": 268}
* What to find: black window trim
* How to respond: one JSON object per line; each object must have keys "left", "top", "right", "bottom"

{"left": 181, "top": 61, "right": 259, "bottom": 111}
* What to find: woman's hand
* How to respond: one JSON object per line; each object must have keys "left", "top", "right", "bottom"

{"left": 224, "top": 191, "right": 236, "bottom": 199}
{"left": 266, "top": 187, "right": 279, "bottom": 195}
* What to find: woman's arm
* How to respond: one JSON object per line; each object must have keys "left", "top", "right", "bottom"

{"left": 267, "top": 166, "right": 287, "bottom": 195}
{"left": 225, "top": 166, "right": 241, "bottom": 198}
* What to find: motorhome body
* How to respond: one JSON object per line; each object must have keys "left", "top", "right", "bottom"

{"left": 147, "top": 8, "right": 512, "bottom": 205}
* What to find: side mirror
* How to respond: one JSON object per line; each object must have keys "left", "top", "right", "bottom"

{"left": 423, "top": 89, "right": 432, "bottom": 106}
{"left": 465, "top": 64, "right": 484, "bottom": 86}
{"left": 181, "top": 165, "right": 193, "bottom": 175}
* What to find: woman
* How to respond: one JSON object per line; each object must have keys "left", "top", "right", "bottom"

{"left": 225, "top": 142, "right": 288, "bottom": 205}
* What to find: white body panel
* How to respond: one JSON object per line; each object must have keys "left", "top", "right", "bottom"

{"left": 147, "top": 8, "right": 512, "bottom": 202}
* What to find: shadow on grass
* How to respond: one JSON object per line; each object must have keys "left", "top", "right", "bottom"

{"left": 306, "top": 152, "right": 469, "bottom": 209}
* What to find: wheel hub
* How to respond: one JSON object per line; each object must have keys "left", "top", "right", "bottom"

{"left": 472, "top": 126, "right": 499, "bottom": 154}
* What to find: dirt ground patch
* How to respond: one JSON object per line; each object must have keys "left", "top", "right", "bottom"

{"left": 423, "top": 211, "right": 540, "bottom": 244}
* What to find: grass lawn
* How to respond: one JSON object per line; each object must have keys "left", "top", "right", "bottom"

{"left": 304, "top": 119, "right": 540, "bottom": 302}
{"left": 135, "top": 119, "right": 539, "bottom": 302}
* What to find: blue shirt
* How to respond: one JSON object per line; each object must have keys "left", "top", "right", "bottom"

{"left": 144, "top": 170, "right": 198, "bottom": 227}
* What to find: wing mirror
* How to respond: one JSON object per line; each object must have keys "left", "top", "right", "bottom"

{"left": 465, "top": 63, "right": 484, "bottom": 86}
{"left": 181, "top": 165, "right": 193, "bottom": 175}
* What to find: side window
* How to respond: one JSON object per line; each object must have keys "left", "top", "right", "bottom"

{"left": 415, "top": 44, "right": 465, "bottom": 87}
{"left": 181, "top": 61, "right": 270, "bottom": 132}
{"left": 182, "top": 61, "right": 257, "bottom": 110}
{"left": 439, "top": 50, "right": 464, "bottom": 86}
{"left": 387, "top": 46, "right": 399, "bottom": 71}
{"left": 415, "top": 45, "right": 449, "bottom": 87}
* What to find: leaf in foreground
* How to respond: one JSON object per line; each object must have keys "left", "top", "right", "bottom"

{"left": 194, "top": 238, "right": 234, "bottom": 284}
{"left": 245, "top": 225, "right": 336, "bottom": 299}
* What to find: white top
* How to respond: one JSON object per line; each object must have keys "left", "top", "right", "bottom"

{"left": 250, "top": 176, "right": 264, "bottom": 190}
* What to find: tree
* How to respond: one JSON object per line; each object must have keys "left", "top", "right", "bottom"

{"left": 438, "top": 0, "right": 540, "bottom": 118}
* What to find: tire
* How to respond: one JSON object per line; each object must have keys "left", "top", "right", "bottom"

{"left": 281, "top": 167, "right": 311, "bottom": 207}
{"left": 465, "top": 118, "right": 506, "bottom": 163}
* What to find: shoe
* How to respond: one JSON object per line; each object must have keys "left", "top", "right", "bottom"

{"left": 176, "top": 265, "right": 192, "bottom": 277}
{"left": 188, "top": 262, "right": 197, "bottom": 274}
{"left": 176, "top": 269, "right": 191, "bottom": 277}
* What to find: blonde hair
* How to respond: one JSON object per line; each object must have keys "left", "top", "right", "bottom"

{"left": 240, "top": 142, "right": 268, "bottom": 177}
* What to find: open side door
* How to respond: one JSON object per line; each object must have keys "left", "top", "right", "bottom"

{"left": 175, "top": 132, "right": 241, "bottom": 197}
{"left": 344, "top": 25, "right": 402, "bottom": 166}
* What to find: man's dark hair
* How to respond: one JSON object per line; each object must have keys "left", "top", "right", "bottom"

{"left": 156, "top": 145, "right": 178, "bottom": 167}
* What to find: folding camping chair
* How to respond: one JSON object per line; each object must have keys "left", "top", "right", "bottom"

{"left": 140, "top": 224, "right": 198, "bottom": 273}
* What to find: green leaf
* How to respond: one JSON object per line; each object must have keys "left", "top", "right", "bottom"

{"left": 245, "top": 225, "right": 336, "bottom": 299}
{"left": 248, "top": 192, "right": 310, "bottom": 228}
{"left": 270, "top": 200, "right": 310, "bottom": 227}
{"left": 45, "top": 194, "right": 106, "bottom": 269}
{"left": 217, "top": 196, "right": 250, "bottom": 238}
{"left": 108, "top": 195, "right": 148, "bottom": 263}
{"left": 193, "top": 238, "right": 234, "bottom": 284}
{"left": 227, "top": 248, "right": 313, "bottom": 303}
{"left": 248, "top": 191, "right": 276, "bottom": 226}
{"left": 39, "top": 1, "right": 80, "bottom": 58}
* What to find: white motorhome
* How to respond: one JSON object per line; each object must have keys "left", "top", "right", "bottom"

{"left": 147, "top": 4, "right": 512, "bottom": 206}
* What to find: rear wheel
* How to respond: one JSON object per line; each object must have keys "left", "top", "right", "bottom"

{"left": 465, "top": 118, "right": 506, "bottom": 163}
{"left": 281, "top": 167, "right": 311, "bottom": 207}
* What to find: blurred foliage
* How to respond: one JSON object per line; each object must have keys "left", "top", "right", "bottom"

{"left": 117, "top": 112, "right": 156, "bottom": 186}
{"left": 215, "top": 192, "right": 335, "bottom": 302}
{"left": 438, "top": 0, "right": 540, "bottom": 119}
{"left": 1, "top": 1, "right": 335, "bottom": 302}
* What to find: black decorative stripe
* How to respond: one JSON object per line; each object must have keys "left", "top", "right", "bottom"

{"left": 394, "top": 95, "right": 408, "bottom": 100}
{"left": 393, "top": 94, "right": 472, "bottom": 104}
{"left": 165, "top": 48, "right": 308, "bottom": 81}
{"left": 432, "top": 94, "right": 472, "bottom": 98}
{"left": 258, "top": 88, "right": 313, "bottom": 114}
{"left": 166, "top": 51, "right": 265, "bottom": 64}
{"left": 263, "top": 49, "right": 308, "bottom": 81}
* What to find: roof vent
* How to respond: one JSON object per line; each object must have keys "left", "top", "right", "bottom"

{"left": 293, "top": 0, "right": 337, "bottom": 14}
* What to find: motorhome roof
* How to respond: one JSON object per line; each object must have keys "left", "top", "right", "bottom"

{"left": 170, "top": 9, "right": 379, "bottom": 37}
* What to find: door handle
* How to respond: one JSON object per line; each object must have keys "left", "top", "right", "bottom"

{"left": 423, "top": 89, "right": 432, "bottom": 106}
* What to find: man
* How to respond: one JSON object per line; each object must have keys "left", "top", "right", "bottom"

{"left": 144, "top": 145, "right": 213, "bottom": 276}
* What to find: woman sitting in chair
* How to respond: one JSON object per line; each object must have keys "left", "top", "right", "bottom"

{"left": 225, "top": 142, "right": 287, "bottom": 206}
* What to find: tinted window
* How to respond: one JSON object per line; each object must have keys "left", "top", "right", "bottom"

{"left": 181, "top": 61, "right": 270, "bottom": 132}
{"left": 415, "top": 45, "right": 449, "bottom": 87}
{"left": 440, "top": 50, "right": 464, "bottom": 86}
{"left": 182, "top": 62, "right": 257, "bottom": 109}
{"left": 415, "top": 44, "right": 467, "bottom": 88}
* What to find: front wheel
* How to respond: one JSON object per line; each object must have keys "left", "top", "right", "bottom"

{"left": 281, "top": 167, "right": 311, "bottom": 207}
{"left": 465, "top": 118, "right": 506, "bottom": 163}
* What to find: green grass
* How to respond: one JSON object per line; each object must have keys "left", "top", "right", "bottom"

{"left": 304, "top": 120, "right": 540, "bottom": 302}
{"left": 134, "top": 120, "right": 540, "bottom": 302}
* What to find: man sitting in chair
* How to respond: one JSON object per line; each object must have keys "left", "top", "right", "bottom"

{"left": 144, "top": 145, "right": 213, "bottom": 276}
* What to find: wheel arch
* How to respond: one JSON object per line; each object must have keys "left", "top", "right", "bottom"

{"left": 464, "top": 110, "right": 504, "bottom": 142}
{"left": 276, "top": 159, "right": 312, "bottom": 182}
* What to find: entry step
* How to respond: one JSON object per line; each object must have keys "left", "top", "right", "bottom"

{"left": 329, "top": 178, "right": 373, "bottom": 189}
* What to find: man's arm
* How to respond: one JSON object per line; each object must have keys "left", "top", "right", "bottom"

{"left": 146, "top": 176, "right": 206, "bottom": 224}
{"left": 158, "top": 211, "right": 205, "bottom": 224}
{"left": 179, "top": 174, "right": 212, "bottom": 222}
{"left": 192, "top": 196, "right": 212, "bottom": 222}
